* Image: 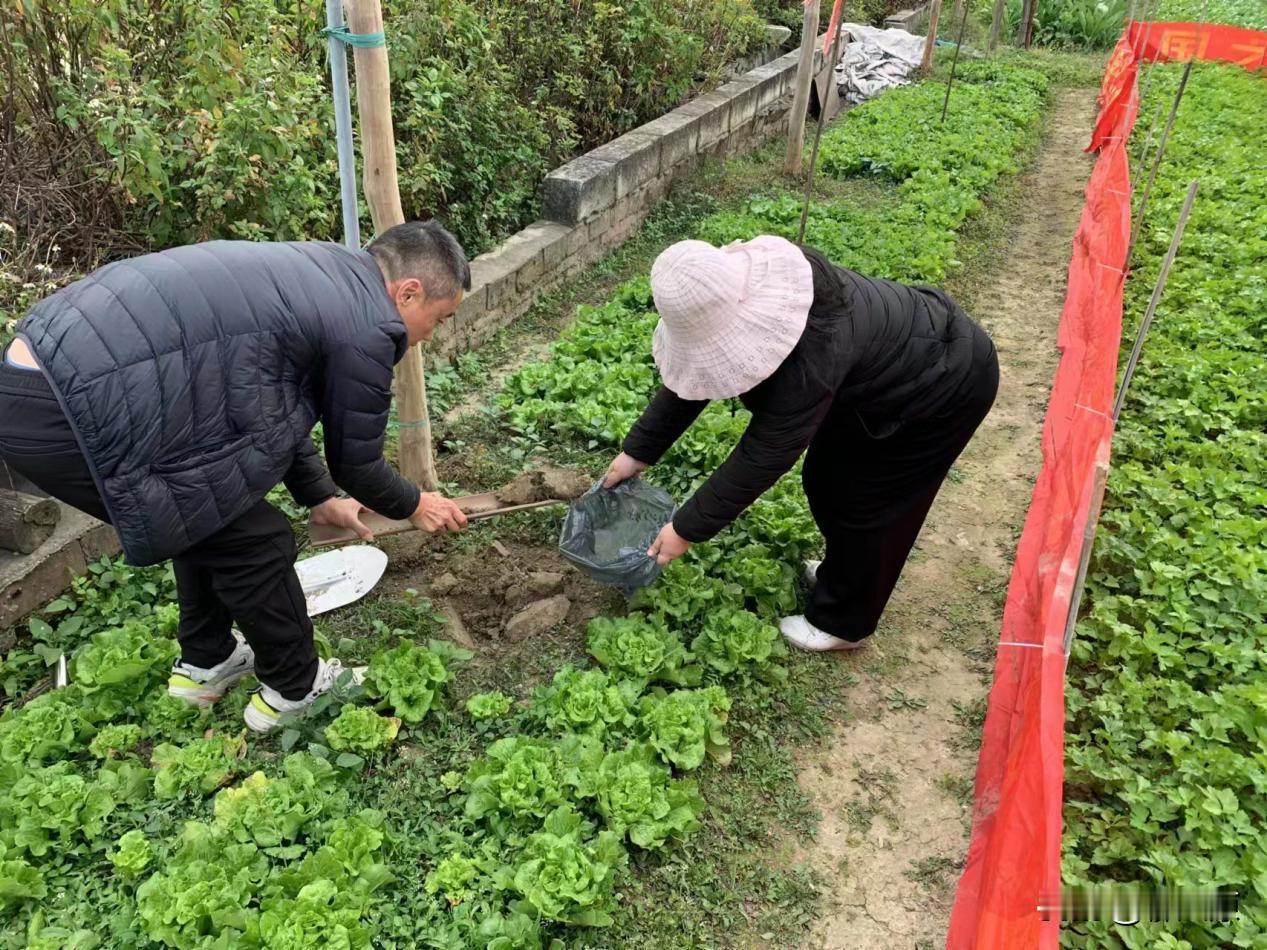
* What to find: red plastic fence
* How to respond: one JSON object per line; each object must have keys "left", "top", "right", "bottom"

{"left": 945, "top": 22, "right": 1267, "bottom": 950}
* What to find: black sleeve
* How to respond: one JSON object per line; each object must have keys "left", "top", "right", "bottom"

{"left": 672, "top": 395, "right": 834, "bottom": 543}
{"left": 622, "top": 386, "right": 710, "bottom": 464}
{"left": 321, "top": 329, "right": 422, "bottom": 521}
{"left": 282, "top": 437, "right": 337, "bottom": 509}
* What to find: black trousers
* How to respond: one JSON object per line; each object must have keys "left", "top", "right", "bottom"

{"left": 0, "top": 361, "right": 318, "bottom": 699}
{"left": 801, "top": 347, "right": 1000, "bottom": 642}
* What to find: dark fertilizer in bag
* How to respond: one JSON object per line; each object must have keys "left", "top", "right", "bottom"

{"left": 558, "top": 479, "right": 677, "bottom": 594}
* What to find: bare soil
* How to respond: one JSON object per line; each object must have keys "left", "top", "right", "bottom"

{"left": 792, "top": 88, "right": 1098, "bottom": 949}
{"left": 372, "top": 530, "right": 622, "bottom": 646}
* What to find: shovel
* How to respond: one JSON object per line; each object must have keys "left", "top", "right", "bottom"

{"left": 305, "top": 491, "right": 566, "bottom": 549}
{"left": 37, "top": 544, "right": 392, "bottom": 700}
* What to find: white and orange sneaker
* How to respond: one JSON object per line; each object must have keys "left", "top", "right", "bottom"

{"left": 167, "top": 631, "right": 256, "bottom": 707}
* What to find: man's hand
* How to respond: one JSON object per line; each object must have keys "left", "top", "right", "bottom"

{"left": 603, "top": 452, "right": 649, "bottom": 489}
{"left": 410, "top": 491, "right": 469, "bottom": 534}
{"left": 648, "top": 521, "right": 690, "bottom": 567}
{"left": 310, "top": 497, "right": 375, "bottom": 541}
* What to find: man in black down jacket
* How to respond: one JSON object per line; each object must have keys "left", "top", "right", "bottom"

{"left": 0, "top": 221, "right": 471, "bottom": 731}
{"left": 604, "top": 236, "right": 998, "bottom": 652}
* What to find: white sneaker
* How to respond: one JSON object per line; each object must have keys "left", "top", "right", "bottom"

{"left": 168, "top": 631, "right": 255, "bottom": 707}
{"left": 243, "top": 657, "right": 367, "bottom": 733}
{"left": 779, "top": 616, "right": 868, "bottom": 652}
{"left": 805, "top": 559, "right": 822, "bottom": 584}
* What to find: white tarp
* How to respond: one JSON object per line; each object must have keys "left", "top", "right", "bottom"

{"left": 834, "top": 22, "right": 927, "bottom": 104}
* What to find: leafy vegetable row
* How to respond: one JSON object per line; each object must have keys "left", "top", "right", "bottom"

{"left": 1061, "top": 62, "right": 1267, "bottom": 949}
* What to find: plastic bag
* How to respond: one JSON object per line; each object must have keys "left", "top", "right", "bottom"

{"left": 558, "top": 479, "right": 677, "bottom": 594}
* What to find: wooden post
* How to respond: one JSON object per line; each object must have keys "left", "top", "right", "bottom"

{"left": 921, "top": 0, "right": 944, "bottom": 73}
{"left": 785, "top": 0, "right": 821, "bottom": 175}
{"left": 797, "top": 26, "right": 845, "bottom": 243}
{"left": 988, "top": 0, "right": 1006, "bottom": 50}
{"left": 1017, "top": 0, "right": 1037, "bottom": 47}
{"left": 0, "top": 489, "right": 60, "bottom": 555}
{"left": 345, "top": 0, "right": 437, "bottom": 490}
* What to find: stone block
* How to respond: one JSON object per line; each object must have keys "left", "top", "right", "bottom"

{"left": 717, "top": 76, "right": 759, "bottom": 129}
{"left": 747, "top": 61, "right": 786, "bottom": 113}
{"left": 689, "top": 91, "right": 733, "bottom": 149}
{"left": 636, "top": 110, "right": 700, "bottom": 171}
{"left": 587, "top": 130, "right": 662, "bottom": 201}
{"left": 586, "top": 206, "right": 619, "bottom": 243}
{"left": 541, "top": 155, "right": 617, "bottom": 224}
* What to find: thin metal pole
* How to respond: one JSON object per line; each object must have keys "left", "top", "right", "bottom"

{"left": 941, "top": 2, "right": 970, "bottom": 124}
{"left": 1113, "top": 180, "right": 1199, "bottom": 422}
{"left": 325, "top": 0, "right": 361, "bottom": 250}
{"left": 798, "top": 28, "right": 843, "bottom": 243}
{"left": 1127, "top": 57, "right": 1192, "bottom": 264}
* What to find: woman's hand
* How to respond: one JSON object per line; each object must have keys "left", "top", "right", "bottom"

{"left": 410, "top": 492, "right": 469, "bottom": 534}
{"left": 310, "top": 497, "right": 375, "bottom": 541}
{"left": 648, "top": 522, "right": 690, "bottom": 566}
{"left": 602, "top": 452, "right": 648, "bottom": 489}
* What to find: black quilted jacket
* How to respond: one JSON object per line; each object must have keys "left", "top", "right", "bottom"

{"left": 17, "top": 240, "right": 420, "bottom": 565}
{"left": 623, "top": 245, "right": 995, "bottom": 542}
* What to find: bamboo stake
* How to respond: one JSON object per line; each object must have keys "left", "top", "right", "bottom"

{"left": 1062, "top": 462, "right": 1109, "bottom": 659}
{"left": 941, "top": 2, "right": 970, "bottom": 124}
{"left": 1114, "top": 180, "right": 1199, "bottom": 421}
{"left": 921, "top": 0, "right": 944, "bottom": 72}
{"left": 1127, "top": 57, "right": 1192, "bottom": 267}
{"left": 345, "top": 0, "right": 437, "bottom": 490}
{"left": 785, "top": 0, "right": 821, "bottom": 175}
{"left": 797, "top": 26, "right": 844, "bottom": 242}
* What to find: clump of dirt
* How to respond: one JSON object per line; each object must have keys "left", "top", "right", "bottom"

{"left": 496, "top": 466, "right": 593, "bottom": 505}
{"left": 376, "top": 535, "right": 621, "bottom": 646}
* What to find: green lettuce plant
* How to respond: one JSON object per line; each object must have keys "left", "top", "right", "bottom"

{"left": 325, "top": 705, "right": 401, "bottom": 753}
{"left": 466, "top": 691, "right": 513, "bottom": 719}
{"left": 508, "top": 807, "right": 626, "bottom": 926}
{"left": 691, "top": 607, "right": 788, "bottom": 684}
{"left": 637, "top": 685, "right": 732, "bottom": 770}
{"left": 363, "top": 639, "right": 471, "bottom": 723}
{"left": 533, "top": 666, "right": 636, "bottom": 738}
{"left": 585, "top": 615, "right": 700, "bottom": 687}
{"left": 152, "top": 733, "right": 246, "bottom": 798}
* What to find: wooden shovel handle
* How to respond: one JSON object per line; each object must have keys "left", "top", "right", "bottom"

{"left": 306, "top": 495, "right": 565, "bottom": 548}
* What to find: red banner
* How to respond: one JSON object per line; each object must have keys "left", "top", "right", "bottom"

{"left": 946, "top": 21, "right": 1267, "bottom": 950}
{"left": 823, "top": 0, "right": 844, "bottom": 56}
{"left": 1089, "top": 20, "right": 1267, "bottom": 150}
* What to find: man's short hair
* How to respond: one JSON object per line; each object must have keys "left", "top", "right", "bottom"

{"left": 367, "top": 220, "right": 471, "bottom": 298}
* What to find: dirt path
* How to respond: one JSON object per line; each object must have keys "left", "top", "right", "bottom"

{"left": 792, "top": 88, "right": 1098, "bottom": 950}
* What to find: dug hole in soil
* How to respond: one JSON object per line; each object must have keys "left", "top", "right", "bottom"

{"left": 377, "top": 466, "right": 621, "bottom": 650}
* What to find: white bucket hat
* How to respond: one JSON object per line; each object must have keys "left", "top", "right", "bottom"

{"left": 649, "top": 235, "right": 814, "bottom": 401}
